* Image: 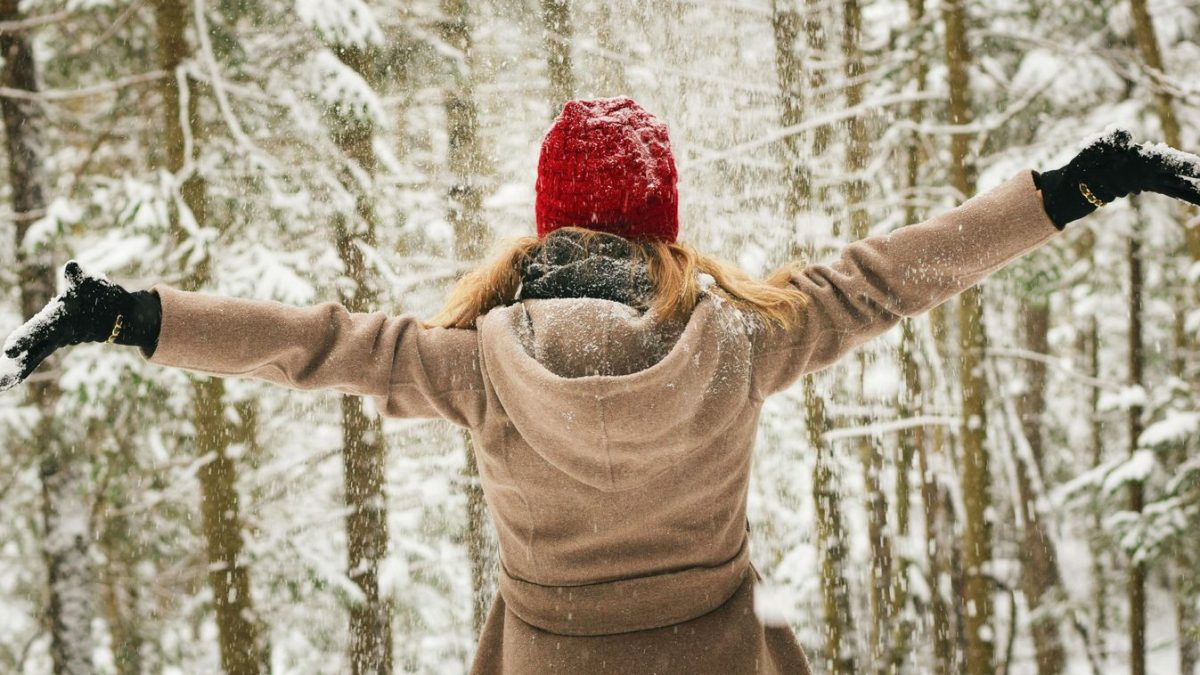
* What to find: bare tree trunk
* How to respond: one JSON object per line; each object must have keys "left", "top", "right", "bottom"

{"left": 1016, "top": 301, "right": 1066, "bottom": 675}
{"left": 772, "top": 4, "right": 855, "bottom": 670}
{"left": 0, "top": 4, "right": 97, "bottom": 673}
{"left": 771, "top": 0, "right": 810, "bottom": 216}
{"left": 541, "top": 0, "right": 574, "bottom": 114}
{"left": 100, "top": 508, "right": 145, "bottom": 675}
{"left": 1127, "top": 7, "right": 1198, "bottom": 671}
{"left": 898, "top": 5, "right": 956, "bottom": 671}
{"left": 1126, "top": 221, "right": 1147, "bottom": 675}
{"left": 152, "top": 2, "right": 264, "bottom": 673}
{"left": 802, "top": 0, "right": 831, "bottom": 157}
{"left": 1068, "top": 228, "right": 1109, "bottom": 665}
{"left": 841, "top": 4, "right": 896, "bottom": 665}
{"left": 939, "top": 1, "right": 995, "bottom": 672}
{"left": 806, "top": 377, "right": 859, "bottom": 675}
{"left": 324, "top": 41, "right": 395, "bottom": 675}
{"left": 440, "top": 0, "right": 494, "bottom": 637}
{"left": 591, "top": 0, "right": 629, "bottom": 96}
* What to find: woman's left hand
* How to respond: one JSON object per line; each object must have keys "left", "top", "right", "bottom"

{"left": 1035, "top": 128, "right": 1200, "bottom": 228}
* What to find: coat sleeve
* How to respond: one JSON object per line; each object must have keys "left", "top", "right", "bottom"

{"left": 752, "top": 170, "right": 1062, "bottom": 397}
{"left": 144, "top": 287, "right": 486, "bottom": 427}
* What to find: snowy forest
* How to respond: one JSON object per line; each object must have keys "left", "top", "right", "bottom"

{"left": 0, "top": 0, "right": 1198, "bottom": 673}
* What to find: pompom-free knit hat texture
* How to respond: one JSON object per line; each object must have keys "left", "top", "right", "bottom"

{"left": 535, "top": 97, "right": 680, "bottom": 243}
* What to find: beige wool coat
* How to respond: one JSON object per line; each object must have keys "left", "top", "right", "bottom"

{"left": 144, "top": 170, "right": 1061, "bottom": 674}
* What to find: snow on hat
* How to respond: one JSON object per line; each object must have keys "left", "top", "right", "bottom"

{"left": 535, "top": 97, "right": 679, "bottom": 243}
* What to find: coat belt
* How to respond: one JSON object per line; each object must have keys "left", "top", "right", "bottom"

{"left": 497, "top": 539, "right": 751, "bottom": 636}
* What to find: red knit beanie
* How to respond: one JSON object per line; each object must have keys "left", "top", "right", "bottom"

{"left": 536, "top": 97, "right": 679, "bottom": 243}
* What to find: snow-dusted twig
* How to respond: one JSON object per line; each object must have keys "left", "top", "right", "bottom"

{"left": 822, "top": 414, "right": 959, "bottom": 442}
{"left": 687, "top": 91, "right": 944, "bottom": 167}
{"left": 66, "top": 0, "right": 146, "bottom": 57}
{"left": 987, "top": 346, "right": 1118, "bottom": 391}
{"left": 0, "top": 70, "right": 167, "bottom": 102}
{"left": 985, "top": 358, "right": 1106, "bottom": 673}
{"left": 546, "top": 29, "right": 781, "bottom": 96}
{"left": 0, "top": 10, "right": 72, "bottom": 33}
{"left": 191, "top": 0, "right": 277, "bottom": 171}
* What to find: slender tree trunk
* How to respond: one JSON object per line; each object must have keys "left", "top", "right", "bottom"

{"left": 152, "top": 2, "right": 264, "bottom": 673}
{"left": 1127, "top": 223, "right": 1147, "bottom": 675}
{"left": 1069, "top": 228, "right": 1109, "bottom": 665}
{"left": 1088, "top": 309, "right": 1107, "bottom": 664}
{"left": 541, "top": 0, "right": 574, "bottom": 114}
{"left": 802, "top": 0, "right": 830, "bottom": 157}
{"left": 841, "top": 4, "right": 896, "bottom": 664}
{"left": 324, "top": 42, "right": 395, "bottom": 675}
{"left": 592, "top": 0, "right": 629, "bottom": 96}
{"left": 100, "top": 509, "right": 145, "bottom": 675}
{"left": 1016, "top": 301, "right": 1066, "bottom": 675}
{"left": 771, "top": 0, "right": 810, "bottom": 217}
{"left": 772, "top": 5, "right": 855, "bottom": 670}
{"left": 939, "top": 1, "right": 995, "bottom": 672}
{"left": 1127, "top": 7, "right": 1198, "bottom": 671}
{"left": 805, "top": 376, "right": 859, "bottom": 675}
{"left": 441, "top": 0, "right": 494, "bottom": 637}
{"left": 898, "top": 5, "right": 957, "bottom": 671}
{"left": 0, "top": 4, "right": 97, "bottom": 673}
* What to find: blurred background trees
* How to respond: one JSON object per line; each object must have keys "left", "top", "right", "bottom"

{"left": 0, "top": 0, "right": 1197, "bottom": 673}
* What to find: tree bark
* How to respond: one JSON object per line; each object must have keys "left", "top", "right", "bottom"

{"left": 541, "top": 0, "right": 574, "bottom": 114}
{"left": 805, "top": 376, "right": 859, "bottom": 675}
{"left": 939, "top": 1, "right": 995, "bottom": 673}
{"left": 592, "top": 0, "right": 629, "bottom": 96}
{"left": 1127, "top": 223, "right": 1146, "bottom": 675}
{"left": 802, "top": 0, "right": 830, "bottom": 157}
{"left": 1016, "top": 301, "right": 1066, "bottom": 675}
{"left": 772, "top": 4, "right": 855, "bottom": 670}
{"left": 842, "top": 3, "right": 897, "bottom": 664}
{"left": 898, "top": 5, "right": 955, "bottom": 671}
{"left": 440, "top": 0, "right": 494, "bottom": 637}
{"left": 772, "top": 1, "right": 810, "bottom": 217}
{"left": 1126, "top": 6, "right": 1197, "bottom": 670}
{"left": 0, "top": 2, "right": 97, "bottom": 672}
{"left": 152, "top": 2, "right": 264, "bottom": 673}
{"left": 323, "top": 41, "right": 395, "bottom": 675}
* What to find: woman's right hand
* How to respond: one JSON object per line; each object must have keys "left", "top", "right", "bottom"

{"left": 0, "top": 262, "right": 161, "bottom": 392}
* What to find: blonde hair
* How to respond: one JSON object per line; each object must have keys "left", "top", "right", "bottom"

{"left": 427, "top": 227, "right": 809, "bottom": 330}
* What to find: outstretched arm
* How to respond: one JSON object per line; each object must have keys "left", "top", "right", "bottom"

{"left": 753, "top": 130, "right": 1200, "bottom": 397}
{"left": 147, "top": 286, "right": 485, "bottom": 425}
{"left": 752, "top": 170, "right": 1059, "bottom": 396}
{"left": 2, "top": 267, "right": 486, "bottom": 427}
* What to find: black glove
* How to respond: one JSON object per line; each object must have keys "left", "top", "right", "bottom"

{"left": 1034, "top": 128, "right": 1200, "bottom": 229}
{"left": 0, "top": 262, "right": 161, "bottom": 392}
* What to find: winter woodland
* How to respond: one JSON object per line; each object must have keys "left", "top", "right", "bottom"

{"left": 0, "top": 0, "right": 1198, "bottom": 673}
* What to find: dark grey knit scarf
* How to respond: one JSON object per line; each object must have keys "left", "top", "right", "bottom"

{"left": 516, "top": 230, "right": 653, "bottom": 309}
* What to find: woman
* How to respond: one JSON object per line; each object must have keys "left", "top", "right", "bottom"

{"left": 3, "top": 97, "right": 1199, "bottom": 674}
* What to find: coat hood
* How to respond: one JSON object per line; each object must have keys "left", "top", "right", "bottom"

{"left": 477, "top": 293, "right": 754, "bottom": 492}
